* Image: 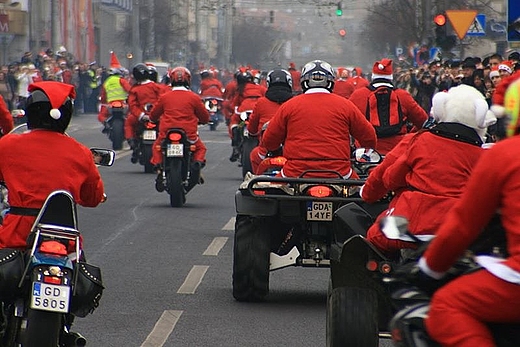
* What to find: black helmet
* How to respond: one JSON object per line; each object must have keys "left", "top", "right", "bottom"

{"left": 26, "top": 81, "right": 75, "bottom": 133}
{"left": 236, "top": 71, "right": 253, "bottom": 84}
{"left": 147, "top": 65, "right": 158, "bottom": 82}
{"left": 266, "top": 69, "right": 293, "bottom": 88}
{"left": 132, "top": 63, "right": 148, "bottom": 82}
{"left": 200, "top": 69, "right": 211, "bottom": 79}
{"left": 300, "top": 60, "right": 336, "bottom": 92}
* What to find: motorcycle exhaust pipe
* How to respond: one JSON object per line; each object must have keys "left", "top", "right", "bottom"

{"left": 62, "top": 331, "right": 87, "bottom": 347}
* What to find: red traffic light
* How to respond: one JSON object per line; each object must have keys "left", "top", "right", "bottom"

{"left": 434, "top": 14, "right": 446, "bottom": 26}
{"left": 339, "top": 29, "right": 346, "bottom": 37}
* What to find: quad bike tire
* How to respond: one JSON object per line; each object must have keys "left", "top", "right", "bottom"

{"left": 167, "top": 160, "right": 185, "bottom": 207}
{"left": 142, "top": 144, "right": 154, "bottom": 173}
{"left": 23, "top": 309, "right": 61, "bottom": 347}
{"left": 326, "top": 286, "right": 378, "bottom": 347}
{"left": 232, "top": 215, "right": 270, "bottom": 302}
{"left": 110, "top": 118, "right": 125, "bottom": 150}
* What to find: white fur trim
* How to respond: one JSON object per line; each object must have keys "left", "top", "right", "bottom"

{"left": 49, "top": 108, "right": 61, "bottom": 119}
{"left": 498, "top": 64, "right": 512, "bottom": 74}
{"left": 418, "top": 257, "right": 445, "bottom": 280}
{"left": 490, "top": 105, "right": 506, "bottom": 118}
{"left": 371, "top": 73, "right": 393, "bottom": 81}
{"left": 431, "top": 91, "right": 449, "bottom": 122}
{"left": 475, "top": 100, "right": 496, "bottom": 128}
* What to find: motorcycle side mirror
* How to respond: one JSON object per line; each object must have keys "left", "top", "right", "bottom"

{"left": 90, "top": 148, "right": 116, "bottom": 166}
{"left": 353, "top": 148, "right": 382, "bottom": 163}
{"left": 379, "top": 216, "right": 409, "bottom": 240}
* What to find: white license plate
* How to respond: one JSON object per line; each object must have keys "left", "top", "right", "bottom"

{"left": 30, "top": 282, "right": 70, "bottom": 313}
{"left": 166, "top": 143, "right": 184, "bottom": 157}
{"left": 143, "top": 130, "right": 156, "bottom": 140}
{"left": 306, "top": 201, "right": 333, "bottom": 221}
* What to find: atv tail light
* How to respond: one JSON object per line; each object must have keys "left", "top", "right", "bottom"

{"left": 39, "top": 241, "right": 68, "bottom": 256}
{"left": 366, "top": 260, "right": 378, "bottom": 271}
{"left": 168, "top": 133, "right": 182, "bottom": 142}
{"left": 252, "top": 190, "right": 266, "bottom": 196}
{"left": 269, "top": 157, "right": 287, "bottom": 166}
{"left": 307, "top": 186, "right": 334, "bottom": 198}
{"left": 43, "top": 275, "right": 62, "bottom": 285}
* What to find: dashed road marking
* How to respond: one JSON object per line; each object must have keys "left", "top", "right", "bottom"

{"left": 140, "top": 310, "right": 183, "bottom": 347}
{"left": 177, "top": 265, "right": 209, "bottom": 294}
{"left": 222, "top": 217, "right": 235, "bottom": 231}
{"left": 203, "top": 237, "right": 228, "bottom": 256}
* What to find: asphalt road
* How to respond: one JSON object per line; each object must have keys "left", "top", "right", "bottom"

{"left": 63, "top": 114, "right": 393, "bottom": 347}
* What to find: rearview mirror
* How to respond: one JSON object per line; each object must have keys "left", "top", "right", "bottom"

{"left": 353, "top": 148, "right": 382, "bottom": 163}
{"left": 90, "top": 148, "right": 116, "bottom": 166}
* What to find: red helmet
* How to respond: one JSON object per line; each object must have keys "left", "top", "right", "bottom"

{"left": 169, "top": 67, "right": 191, "bottom": 87}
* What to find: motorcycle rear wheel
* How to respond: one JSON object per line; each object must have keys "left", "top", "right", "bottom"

{"left": 142, "top": 144, "right": 154, "bottom": 173}
{"left": 167, "top": 160, "right": 185, "bottom": 207}
{"left": 110, "top": 118, "right": 124, "bottom": 151}
{"left": 23, "top": 309, "right": 61, "bottom": 347}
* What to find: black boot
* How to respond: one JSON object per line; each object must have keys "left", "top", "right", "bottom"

{"left": 229, "top": 147, "right": 240, "bottom": 162}
{"left": 154, "top": 167, "right": 165, "bottom": 192}
{"left": 186, "top": 161, "right": 205, "bottom": 192}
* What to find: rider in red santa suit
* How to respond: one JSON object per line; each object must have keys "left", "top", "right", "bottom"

{"left": 288, "top": 62, "right": 302, "bottom": 94}
{"left": 0, "top": 81, "right": 105, "bottom": 249}
{"left": 228, "top": 69, "right": 267, "bottom": 162}
{"left": 125, "top": 63, "right": 166, "bottom": 163}
{"left": 262, "top": 60, "right": 377, "bottom": 178}
{"left": 347, "top": 67, "right": 369, "bottom": 90}
{"left": 332, "top": 67, "right": 355, "bottom": 99}
{"left": 149, "top": 67, "right": 209, "bottom": 190}
{"left": 348, "top": 58, "right": 428, "bottom": 155}
{"left": 199, "top": 69, "right": 224, "bottom": 98}
{"left": 247, "top": 69, "right": 294, "bottom": 174}
{"left": 364, "top": 84, "right": 496, "bottom": 259}
{"left": 418, "top": 79, "right": 520, "bottom": 347}
{"left": 0, "top": 98, "right": 14, "bottom": 135}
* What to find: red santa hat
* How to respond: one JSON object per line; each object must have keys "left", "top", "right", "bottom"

{"left": 489, "top": 67, "right": 500, "bottom": 79}
{"left": 28, "top": 81, "right": 76, "bottom": 119}
{"left": 110, "top": 51, "right": 122, "bottom": 69}
{"left": 372, "top": 58, "right": 393, "bottom": 80}
{"left": 498, "top": 61, "right": 513, "bottom": 75}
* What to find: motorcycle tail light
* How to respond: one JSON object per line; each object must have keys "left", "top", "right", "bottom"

{"left": 43, "top": 275, "right": 62, "bottom": 285}
{"left": 111, "top": 101, "right": 123, "bottom": 108}
{"left": 189, "top": 145, "right": 196, "bottom": 152}
{"left": 269, "top": 157, "right": 287, "bottom": 166}
{"left": 168, "top": 133, "right": 182, "bottom": 142}
{"left": 391, "top": 328, "right": 403, "bottom": 342}
{"left": 211, "top": 99, "right": 218, "bottom": 105}
{"left": 306, "top": 186, "right": 334, "bottom": 198}
{"left": 39, "top": 241, "right": 67, "bottom": 256}
{"left": 145, "top": 122, "right": 156, "bottom": 129}
{"left": 380, "top": 262, "right": 392, "bottom": 274}
{"left": 366, "top": 260, "right": 378, "bottom": 271}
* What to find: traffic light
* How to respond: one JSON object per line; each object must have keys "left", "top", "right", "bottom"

{"left": 434, "top": 13, "right": 456, "bottom": 51}
{"left": 336, "top": 2, "right": 342, "bottom": 16}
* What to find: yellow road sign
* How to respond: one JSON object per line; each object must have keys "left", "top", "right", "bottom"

{"left": 446, "top": 9, "right": 478, "bottom": 40}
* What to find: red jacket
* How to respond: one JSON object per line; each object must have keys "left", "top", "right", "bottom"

{"left": 289, "top": 69, "right": 302, "bottom": 92}
{"left": 247, "top": 97, "right": 283, "bottom": 136}
{"left": 200, "top": 78, "right": 224, "bottom": 98}
{"left": 150, "top": 87, "right": 209, "bottom": 139}
{"left": 348, "top": 82, "right": 428, "bottom": 154}
{"left": 231, "top": 83, "right": 267, "bottom": 113}
{"left": 0, "top": 130, "right": 105, "bottom": 248}
{"left": 378, "top": 130, "right": 483, "bottom": 237}
{"left": 262, "top": 89, "right": 377, "bottom": 178}
{"left": 348, "top": 76, "right": 369, "bottom": 90}
{"left": 0, "top": 98, "right": 13, "bottom": 135}
{"left": 424, "top": 136, "right": 520, "bottom": 275}
{"left": 333, "top": 79, "right": 355, "bottom": 99}
{"left": 128, "top": 81, "right": 165, "bottom": 118}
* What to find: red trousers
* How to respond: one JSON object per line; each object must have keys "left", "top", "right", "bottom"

{"left": 150, "top": 136, "right": 206, "bottom": 166}
{"left": 249, "top": 146, "right": 266, "bottom": 174}
{"left": 426, "top": 269, "right": 520, "bottom": 347}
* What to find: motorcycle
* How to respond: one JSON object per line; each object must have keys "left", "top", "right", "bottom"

{"left": 235, "top": 110, "right": 258, "bottom": 178}
{"left": 201, "top": 97, "right": 223, "bottom": 131}
{"left": 379, "top": 216, "right": 520, "bottom": 347}
{"left": 157, "top": 128, "right": 202, "bottom": 207}
{"left": 103, "top": 100, "right": 128, "bottom": 150}
{"left": 0, "top": 148, "right": 114, "bottom": 347}
{"left": 134, "top": 104, "right": 158, "bottom": 174}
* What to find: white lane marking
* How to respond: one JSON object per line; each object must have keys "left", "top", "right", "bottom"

{"left": 177, "top": 265, "right": 209, "bottom": 294}
{"left": 203, "top": 140, "right": 231, "bottom": 144}
{"left": 222, "top": 217, "right": 235, "bottom": 231}
{"left": 115, "top": 149, "right": 131, "bottom": 159}
{"left": 203, "top": 237, "right": 228, "bottom": 256}
{"left": 140, "top": 310, "right": 183, "bottom": 347}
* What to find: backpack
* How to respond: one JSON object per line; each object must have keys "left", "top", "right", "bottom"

{"left": 365, "top": 85, "right": 404, "bottom": 138}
